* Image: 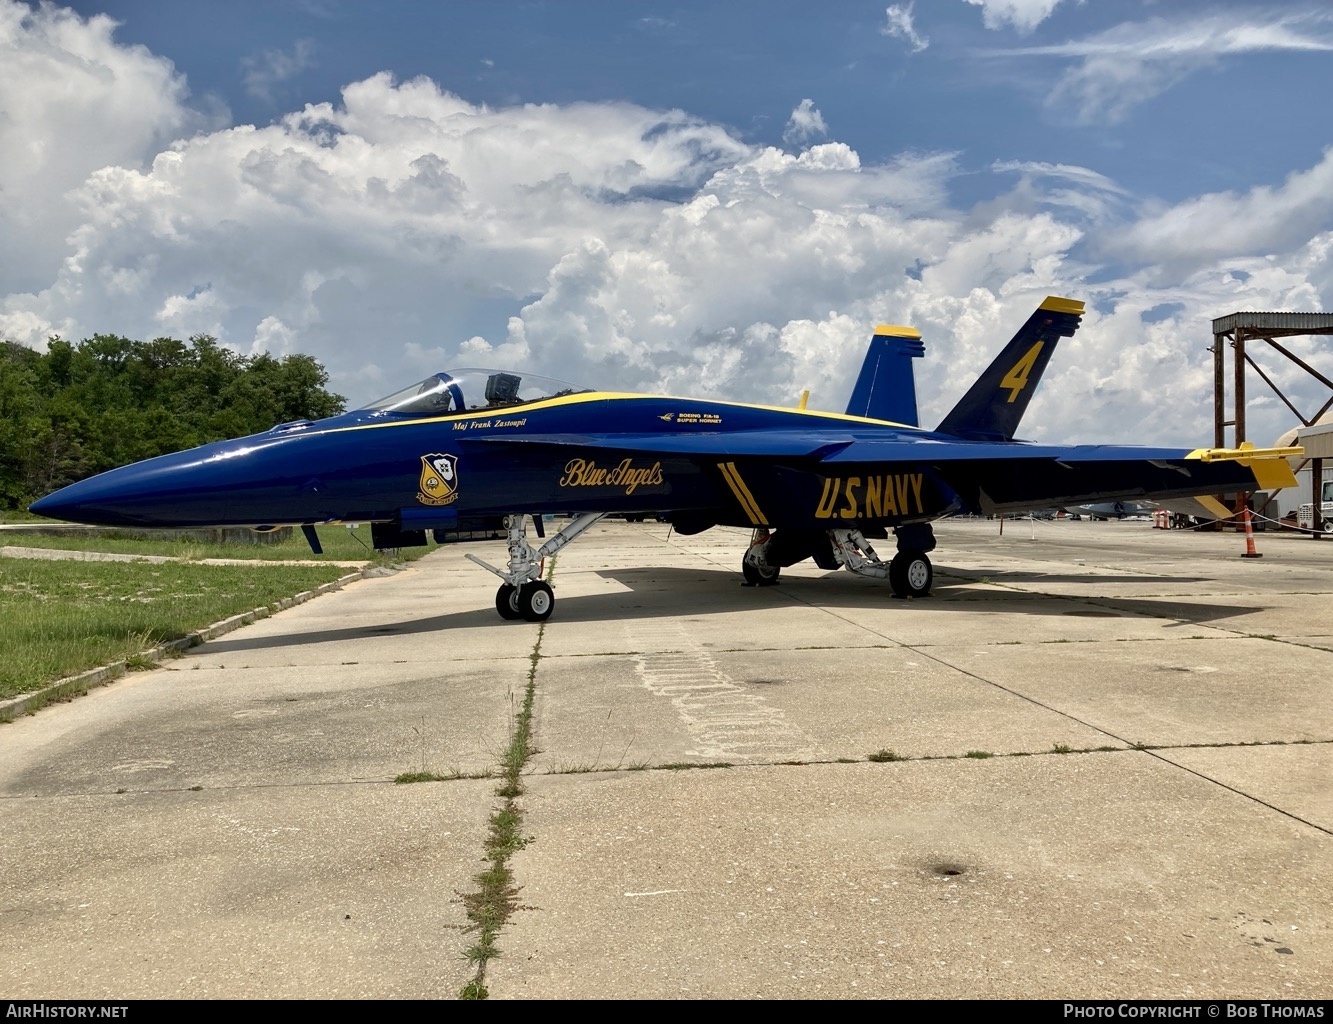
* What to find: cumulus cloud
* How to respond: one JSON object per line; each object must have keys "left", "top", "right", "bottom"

{"left": 964, "top": 0, "right": 1068, "bottom": 34}
{"left": 1004, "top": 10, "right": 1333, "bottom": 123}
{"left": 882, "top": 3, "right": 929, "bottom": 52}
{"left": 0, "top": 0, "right": 215, "bottom": 293}
{"left": 241, "top": 37, "right": 316, "bottom": 102}
{"left": 3, "top": 0, "right": 1333, "bottom": 450}
{"left": 782, "top": 99, "right": 828, "bottom": 146}
{"left": 1107, "top": 149, "right": 1333, "bottom": 275}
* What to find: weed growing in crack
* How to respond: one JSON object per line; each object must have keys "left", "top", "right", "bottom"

{"left": 867, "top": 749, "right": 905, "bottom": 763}
{"left": 456, "top": 557, "right": 553, "bottom": 999}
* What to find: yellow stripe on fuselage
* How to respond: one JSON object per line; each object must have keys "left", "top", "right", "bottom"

{"left": 293, "top": 390, "right": 925, "bottom": 440}
{"left": 718, "top": 462, "right": 767, "bottom": 525}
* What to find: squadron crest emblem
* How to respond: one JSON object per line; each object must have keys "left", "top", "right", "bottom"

{"left": 417, "top": 453, "right": 459, "bottom": 506}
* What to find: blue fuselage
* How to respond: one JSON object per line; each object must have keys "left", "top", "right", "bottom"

{"left": 29, "top": 391, "right": 957, "bottom": 534}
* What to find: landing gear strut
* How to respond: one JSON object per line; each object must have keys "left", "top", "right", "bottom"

{"left": 830, "top": 528, "right": 933, "bottom": 598}
{"left": 468, "top": 513, "right": 603, "bottom": 622}
{"left": 743, "top": 523, "right": 936, "bottom": 599}
{"left": 742, "top": 529, "right": 781, "bottom": 586}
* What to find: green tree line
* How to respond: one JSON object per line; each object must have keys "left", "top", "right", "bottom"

{"left": 1, "top": 334, "right": 345, "bottom": 510}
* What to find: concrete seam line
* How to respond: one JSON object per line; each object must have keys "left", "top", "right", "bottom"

{"left": 0, "top": 567, "right": 374, "bottom": 721}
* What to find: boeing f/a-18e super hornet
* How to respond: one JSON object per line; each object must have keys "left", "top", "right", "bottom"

{"left": 30, "top": 297, "right": 1299, "bottom": 622}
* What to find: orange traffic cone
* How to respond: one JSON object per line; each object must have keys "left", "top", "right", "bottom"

{"left": 1240, "top": 505, "right": 1263, "bottom": 559}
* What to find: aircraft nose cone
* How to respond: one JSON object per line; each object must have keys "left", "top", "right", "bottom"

{"left": 27, "top": 491, "right": 76, "bottom": 520}
{"left": 28, "top": 446, "right": 236, "bottom": 527}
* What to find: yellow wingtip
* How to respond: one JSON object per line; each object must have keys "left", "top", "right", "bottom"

{"left": 1185, "top": 443, "right": 1302, "bottom": 491}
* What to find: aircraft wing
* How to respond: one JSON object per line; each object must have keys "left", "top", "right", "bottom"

{"left": 480, "top": 433, "right": 1296, "bottom": 515}
{"left": 898, "top": 444, "right": 1298, "bottom": 514}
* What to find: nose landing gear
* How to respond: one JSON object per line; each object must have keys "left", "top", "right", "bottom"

{"left": 469, "top": 513, "right": 603, "bottom": 622}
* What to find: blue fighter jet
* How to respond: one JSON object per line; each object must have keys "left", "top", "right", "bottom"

{"left": 30, "top": 297, "right": 1299, "bottom": 622}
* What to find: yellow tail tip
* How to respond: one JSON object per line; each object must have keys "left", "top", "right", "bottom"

{"left": 1039, "top": 296, "right": 1085, "bottom": 315}
{"left": 873, "top": 324, "right": 922, "bottom": 339}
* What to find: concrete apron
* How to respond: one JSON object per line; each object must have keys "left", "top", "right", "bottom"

{"left": 1, "top": 518, "right": 1330, "bottom": 998}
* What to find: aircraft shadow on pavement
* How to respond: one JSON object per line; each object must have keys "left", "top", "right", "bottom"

{"left": 197, "top": 565, "right": 1264, "bottom": 654}
{"left": 942, "top": 568, "right": 1212, "bottom": 586}
{"left": 586, "top": 566, "right": 1254, "bottom": 626}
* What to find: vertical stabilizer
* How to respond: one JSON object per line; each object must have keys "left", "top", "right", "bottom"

{"left": 845, "top": 325, "right": 925, "bottom": 425}
{"left": 935, "top": 296, "right": 1084, "bottom": 441}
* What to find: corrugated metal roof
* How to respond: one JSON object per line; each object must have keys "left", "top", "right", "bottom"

{"left": 1213, "top": 311, "right": 1333, "bottom": 335}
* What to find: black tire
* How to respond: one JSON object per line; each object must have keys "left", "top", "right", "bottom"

{"left": 889, "top": 550, "right": 932, "bottom": 598}
{"left": 1322, "top": 518, "right": 1333, "bottom": 534}
{"left": 495, "top": 584, "right": 522, "bottom": 620}
{"left": 742, "top": 560, "right": 780, "bottom": 586}
{"left": 518, "top": 580, "right": 555, "bottom": 621}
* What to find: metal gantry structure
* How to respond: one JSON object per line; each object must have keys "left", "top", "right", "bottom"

{"left": 1212, "top": 311, "right": 1333, "bottom": 535}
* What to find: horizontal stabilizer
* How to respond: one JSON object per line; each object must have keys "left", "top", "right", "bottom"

{"left": 1154, "top": 495, "right": 1235, "bottom": 520}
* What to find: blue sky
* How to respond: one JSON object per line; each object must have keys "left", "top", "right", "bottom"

{"left": 5, "top": 0, "right": 1333, "bottom": 445}
{"left": 61, "top": 0, "right": 1332, "bottom": 203}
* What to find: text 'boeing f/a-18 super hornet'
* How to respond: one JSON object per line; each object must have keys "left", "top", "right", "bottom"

{"left": 31, "top": 297, "right": 1301, "bottom": 622}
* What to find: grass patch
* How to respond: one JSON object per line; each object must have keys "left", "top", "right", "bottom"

{"left": 964, "top": 750, "right": 994, "bottom": 759}
{"left": 656, "top": 761, "right": 733, "bottom": 771}
{"left": 1051, "top": 743, "right": 1072, "bottom": 754}
{"left": 0, "top": 557, "right": 350, "bottom": 700}
{"left": 867, "top": 748, "right": 905, "bottom": 763}
{"left": 0, "top": 509, "right": 44, "bottom": 524}
{"left": 1, "top": 523, "right": 428, "bottom": 563}
{"left": 395, "top": 771, "right": 449, "bottom": 784}
{"left": 395, "top": 768, "right": 492, "bottom": 784}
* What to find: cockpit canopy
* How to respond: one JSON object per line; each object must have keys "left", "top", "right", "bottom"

{"left": 359, "top": 369, "right": 593, "bottom": 418}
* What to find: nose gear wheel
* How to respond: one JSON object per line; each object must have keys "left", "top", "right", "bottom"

{"left": 517, "top": 580, "right": 554, "bottom": 621}
{"left": 495, "top": 584, "right": 522, "bottom": 620}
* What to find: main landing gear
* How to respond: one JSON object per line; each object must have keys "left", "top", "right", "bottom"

{"left": 742, "top": 530, "right": 782, "bottom": 586}
{"left": 468, "top": 513, "right": 604, "bottom": 622}
{"left": 887, "top": 548, "right": 932, "bottom": 598}
{"left": 742, "top": 524, "right": 936, "bottom": 599}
